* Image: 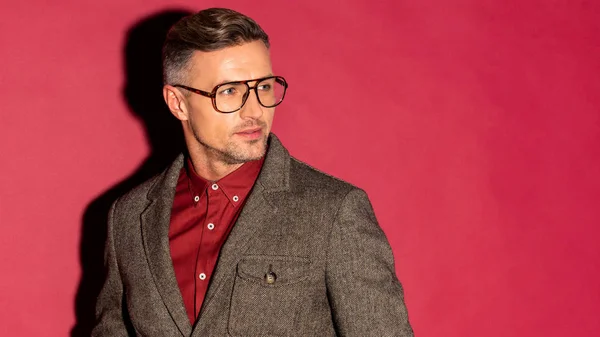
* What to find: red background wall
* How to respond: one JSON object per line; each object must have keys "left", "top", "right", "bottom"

{"left": 1, "top": 1, "right": 599, "bottom": 336}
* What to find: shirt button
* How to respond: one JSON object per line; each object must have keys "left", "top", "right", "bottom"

{"left": 199, "top": 273, "right": 206, "bottom": 280}
{"left": 211, "top": 183, "right": 219, "bottom": 190}
{"left": 233, "top": 195, "right": 239, "bottom": 202}
{"left": 194, "top": 196, "right": 200, "bottom": 202}
{"left": 207, "top": 223, "right": 215, "bottom": 230}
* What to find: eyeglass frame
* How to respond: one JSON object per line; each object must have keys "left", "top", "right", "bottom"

{"left": 172, "top": 75, "right": 288, "bottom": 113}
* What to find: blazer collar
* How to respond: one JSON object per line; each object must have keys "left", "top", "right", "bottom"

{"left": 146, "top": 154, "right": 184, "bottom": 201}
{"left": 141, "top": 153, "right": 190, "bottom": 336}
{"left": 254, "top": 133, "right": 290, "bottom": 193}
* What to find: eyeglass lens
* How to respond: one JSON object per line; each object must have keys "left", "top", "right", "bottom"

{"left": 215, "top": 77, "right": 286, "bottom": 113}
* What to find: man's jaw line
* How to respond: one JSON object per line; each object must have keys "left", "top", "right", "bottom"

{"left": 190, "top": 137, "right": 267, "bottom": 180}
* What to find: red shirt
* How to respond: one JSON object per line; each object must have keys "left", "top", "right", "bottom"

{"left": 168, "top": 157, "right": 264, "bottom": 325}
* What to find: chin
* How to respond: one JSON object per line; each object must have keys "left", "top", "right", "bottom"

{"left": 224, "top": 141, "right": 265, "bottom": 164}
{"left": 245, "top": 143, "right": 267, "bottom": 160}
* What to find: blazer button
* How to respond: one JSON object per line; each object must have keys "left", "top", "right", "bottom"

{"left": 265, "top": 271, "right": 277, "bottom": 284}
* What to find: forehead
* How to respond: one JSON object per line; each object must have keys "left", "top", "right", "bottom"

{"left": 188, "top": 41, "right": 272, "bottom": 86}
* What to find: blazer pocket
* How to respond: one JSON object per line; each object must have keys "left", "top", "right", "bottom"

{"left": 228, "top": 255, "right": 315, "bottom": 337}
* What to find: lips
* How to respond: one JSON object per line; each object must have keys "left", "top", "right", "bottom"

{"left": 234, "top": 127, "right": 263, "bottom": 140}
{"left": 236, "top": 127, "right": 262, "bottom": 135}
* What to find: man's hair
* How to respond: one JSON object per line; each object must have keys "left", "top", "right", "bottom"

{"left": 162, "top": 8, "right": 270, "bottom": 85}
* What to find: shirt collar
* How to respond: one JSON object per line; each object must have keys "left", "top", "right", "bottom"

{"left": 185, "top": 156, "right": 265, "bottom": 207}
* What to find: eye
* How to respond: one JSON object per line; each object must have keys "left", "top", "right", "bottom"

{"left": 218, "top": 87, "right": 237, "bottom": 96}
{"left": 258, "top": 83, "right": 272, "bottom": 91}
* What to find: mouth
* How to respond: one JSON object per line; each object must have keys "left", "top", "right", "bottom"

{"left": 234, "top": 127, "right": 263, "bottom": 140}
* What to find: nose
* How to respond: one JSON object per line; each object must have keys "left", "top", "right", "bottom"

{"left": 238, "top": 86, "right": 264, "bottom": 120}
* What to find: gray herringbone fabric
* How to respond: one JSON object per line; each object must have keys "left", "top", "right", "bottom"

{"left": 92, "top": 134, "right": 414, "bottom": 337}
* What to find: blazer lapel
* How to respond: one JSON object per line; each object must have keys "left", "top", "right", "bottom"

{"left": 140, "top": 154, "right": 193, "bottom": 336}
{"left": 197, "top": 134, "right": 291, "bottom": 323}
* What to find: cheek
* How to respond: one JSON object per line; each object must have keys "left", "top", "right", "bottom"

{"left": 264, "top": 109, "right": 276, "bottom": 127}
{"left": 190, "top": 109, "right": 237, "bottom": 140}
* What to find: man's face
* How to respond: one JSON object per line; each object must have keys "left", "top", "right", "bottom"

{"left": 178, "top": 41, "right": 275, "bottom": 165}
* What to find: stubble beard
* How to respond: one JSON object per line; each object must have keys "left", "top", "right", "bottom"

{"left": 191, "top": 123, "right": 269, "bottom": 165}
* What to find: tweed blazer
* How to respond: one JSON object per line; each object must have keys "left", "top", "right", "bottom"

{"left": 92, "top": 134, "right": 413, "bottom": 337}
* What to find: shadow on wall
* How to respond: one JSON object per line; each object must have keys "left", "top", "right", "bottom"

{"left": 71, "top": 9, "right": 191, "bottom": 336}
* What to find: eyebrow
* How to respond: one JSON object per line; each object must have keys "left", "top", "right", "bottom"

{"left": 213, "top": 74, "right": 274, "bottom": 87}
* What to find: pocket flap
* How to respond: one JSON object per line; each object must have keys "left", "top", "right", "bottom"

{"left": 236, "top": 255, "right": 312, "bottom": 286}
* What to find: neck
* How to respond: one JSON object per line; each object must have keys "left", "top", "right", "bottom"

{"left": 187, "top": 149, "right": 243, "bottom": 181}
{"left": 182, "top": 128, "right": 245, "bottom": 181}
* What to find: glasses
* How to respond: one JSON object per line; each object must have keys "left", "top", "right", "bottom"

{"left": 174, "top": 76, "right": 288, "bottom": 113}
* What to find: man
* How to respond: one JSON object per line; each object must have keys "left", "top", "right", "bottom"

{"left": 93, "top": 7, "right": 413, "bottom": 337}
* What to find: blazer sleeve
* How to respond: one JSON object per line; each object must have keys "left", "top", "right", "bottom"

{"left": 326, "top": 188, "right": 414, "bottom": 337}
{"left": 91, "top": 199, "right": 132, "bottom": 337}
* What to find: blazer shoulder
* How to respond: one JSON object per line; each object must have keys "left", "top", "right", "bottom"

{"left": 112, "top": 174, "right": 161, "bottom": 213}
{"left": 289, "top": 156, "right": 359, "bottom": 196}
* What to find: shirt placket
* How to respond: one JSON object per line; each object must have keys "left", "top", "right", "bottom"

{"left": 193, "top": 182, "right": 225, "bottom": 318}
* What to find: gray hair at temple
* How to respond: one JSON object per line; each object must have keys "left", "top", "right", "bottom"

{"left": 161, "top": 8, "right": 270, "bottom": 86}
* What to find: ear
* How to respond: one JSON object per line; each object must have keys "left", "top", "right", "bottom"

{"left": 163, "top": 85, "right": 189, "bottom": 121}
